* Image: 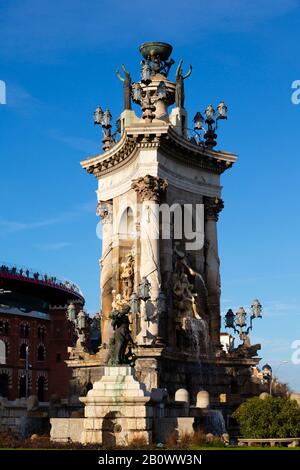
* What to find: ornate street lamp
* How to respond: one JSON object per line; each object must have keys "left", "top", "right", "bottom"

{"left": 224, "top": 308, "right": 235, "bottom": 330}
{"left": 193, "top": 111, "right": 204, "bottom": 131}
{"left": 129, "top": 292, "right": 140, "bottom": 315}
{"left": 93, "top": 106, "right": 116, "bottom": 151}
{"left": 193, "top": 100, "right": 228, "bottom": 149}
{"left": 67, "top": 302, "right": 77, "bottom": 322}
{"left": 225, "top": 299, "right": 263, "bottom": 336}
{"left": 66, "top": 305, "right": 89, "bottom": 351}
{"left": 262, "top": 363, "right": 272, "bottom": 385}
{"left": 93, "top": 106, "right": 103, "bottom": 125}
{"left": 138, "top": 276, "right": 151, "bottom": 301}
{"left": 77, "top": 309, "right": 87, "bottom": 330}
{"left": 251, "top": 298, "right": 262, "bottom": 318}
{"left": 217, "top": 100, "right": 228, "bottom": 119}
{"left": 236, "top": 307, "right": 247, "bottom": 329}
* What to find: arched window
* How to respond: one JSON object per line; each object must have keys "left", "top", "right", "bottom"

{"left": 119, "top": 207, "right": 134, "bottom": 239}
{"left": 37, "top": 345, "right": 45, "bottom": 361}
{"left": 37, "top": 376, "right": 45, "bottom": 402}
{"left": 0, "top": 320, "right": 9, "bottom": 335}
{"left": 20, "top": 323, "right": 29, "bottom": 338}
{"left": 19, "top": 343, "right": 28, "bottom": 360}
{"left": 38, "top": 326, "right": 45, "bottom": 340}
{"left": 0, "top": 340, "right": 6, "bottom": 365}
{"left": 19, "top": 375, "right": 26, "bottom": 398}
{"left": 0, "top": 373, "right": 9, "bottom": 398}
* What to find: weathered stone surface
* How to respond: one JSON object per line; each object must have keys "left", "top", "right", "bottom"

{"left": 77, "top": 367, "right": 153, "bottom": 445}
{"left": 50, "top": 418, "right": 84, "bottom": 443}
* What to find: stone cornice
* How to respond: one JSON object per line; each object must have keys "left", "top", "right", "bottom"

{"left": 80, "top": 122, "right": 237, "bottom": 178}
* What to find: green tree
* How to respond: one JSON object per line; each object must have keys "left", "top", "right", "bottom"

{"left": 233, "top": 396, "right": 300, "bottom": 438}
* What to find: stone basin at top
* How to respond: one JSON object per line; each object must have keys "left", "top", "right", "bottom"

{"left": 139, "top": 42, "right": 173, "bottom": 60}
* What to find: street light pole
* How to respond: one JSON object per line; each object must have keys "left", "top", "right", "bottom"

{"left": 269, "top": 361, "right": 288, "bottom": 396}
{"left": 25, "top": 345, "right": 29, "bottom": 399}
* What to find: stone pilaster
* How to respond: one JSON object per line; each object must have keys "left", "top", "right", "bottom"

{"left": 97, "top": 201, "right": 113, "bottom": 346}
{"left": 204, "top": 197, "right": 224, "bottom": 350}
{"left": 132, "top": 176, "right": 168, "bottom": 345}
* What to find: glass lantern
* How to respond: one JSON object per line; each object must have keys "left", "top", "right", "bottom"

{"left": 138, "top": 277, "right": 151, "bottom": 301}
{"left": 130, "top": 292, "right": 140, "bottom": 315}
{"left": 103, "top": 109, "right": 112, "bottom": 127}
{"left": 205, "top": 104, "right": 215, "bottom": 122}
{"left": 217, "top": 101, "right": 228, "bottom": 119}
{"left": 77, "top": 310, "right": 86, "bottom": 330}
{"left": 193, "top": 111, "right": 204, "bottom": 130}
{"left": 251, "top": 299, "right": 262, "bottom": 318}
{"left": 236, "top": 307, "right": 247, "bottom": 328}
{"left": 225, "top": 308, "right": 235, "bottom": 329}
{"left": 67, "top": 303, "right": 76, "bottom": 322}
{"left": 93, "top": 106, "right": 103, "bottom": 125}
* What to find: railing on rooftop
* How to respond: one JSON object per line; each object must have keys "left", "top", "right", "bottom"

{"left": 0, "top": 262, "right": 83, "bottom": 298}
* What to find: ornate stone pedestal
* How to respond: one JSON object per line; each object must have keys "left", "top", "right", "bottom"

{"left": 79, "top": 366, "right": 153, "bottom": 446}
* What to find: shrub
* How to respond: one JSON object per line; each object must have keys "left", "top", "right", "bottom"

{"left": 233, "top": 396, "right": 300, "bottom": 438}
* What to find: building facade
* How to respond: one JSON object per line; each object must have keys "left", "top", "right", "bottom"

{"left": 0, "top": 264, "right": 84, "bottom": 401}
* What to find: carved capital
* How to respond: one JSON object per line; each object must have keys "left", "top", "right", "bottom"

{"left": 96, "top": 201, "right": 113, "bottom": 224}
{"left": 131, "top": 175, "right": 168, "bottom": 202}
{"left": 204, "top": 197, "right": 224, "bottom": 221}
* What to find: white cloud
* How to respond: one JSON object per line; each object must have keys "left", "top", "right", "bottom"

{"left": 36, "top": 241, "right": 72, "bottom": 251}
{"left": 0, "top": 201, "right": 95, "bottom": 235}
{"left": 47, "top": 129, "right": 99, "bottom": 154}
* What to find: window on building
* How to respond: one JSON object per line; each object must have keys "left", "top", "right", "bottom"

{"left": 0, "top": 340, "right": 6, "bottom": 365}
{"left": 0, "top": 320, "right": 9, "bottom": 335}
{"left": 37, "top": 345, "right": 45, "bottom": 361}
{"left": 37, "top": 376, "right": 45, "bottom": 402}
{"left": 19, "top": 375, "right": 27, "bottom": 398}
{"left": 20, "top": 323, "right": 29, "bottom": 338}
{"left": 19, "top": 343, "right": 27, "bottom": 360}
{"left": 0, "top": 373, "right": 9, "bottom": 398}
{"left": 38, "top": 326, "right": 46, "bottom": 340}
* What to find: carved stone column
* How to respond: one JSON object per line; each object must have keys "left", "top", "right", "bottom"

{"left": 204, "top": 197, "right": 224, "bottom": 350}
{"left": 97, "top": 201, "right": 113, "bottom": 347}
{"left": 132, "top": 175, "right": 168, "bottom": 344}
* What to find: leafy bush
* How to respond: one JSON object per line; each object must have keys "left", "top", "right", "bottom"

{"left": 233, "top": 396, "right": 300, "bottom": 438}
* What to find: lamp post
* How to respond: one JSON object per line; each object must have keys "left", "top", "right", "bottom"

{"left": 225, "top": 299, "right": 262, "bottom": 340}
{"left": 25, "top": 345, "right": 29, "bottom": 399}
{"left": 269, "top": 361, "right": 288, "bottom": 396}
{"left": 193, "top": 101, "right": 228, "bottom": 149}
{"left": 67, "top": 304, "right": 89, "bottom": 351}
{"left": 93, "top": 106, "right": 115, "bottom": 151}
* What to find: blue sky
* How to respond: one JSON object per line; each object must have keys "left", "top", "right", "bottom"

{"left": 1, "top": 0, "right": 300, "bottom": 389}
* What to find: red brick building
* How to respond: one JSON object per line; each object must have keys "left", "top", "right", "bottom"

{"left": 0, "top": 264, "right": 84, "bottom": 401}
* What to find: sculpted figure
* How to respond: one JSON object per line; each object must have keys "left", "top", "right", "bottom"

{"left": 108, "top": 304, "right": 134, "bottom": 365}
{"left": 116, "top": 64, "right": 132, "bottom": 110}
{"left": 111, "top": 290, "right": 127, "bottom": 311}
{"left": 175, "top": 60, "right": 192, "bottom": 108}
{"left": 120, "top": 254, "right": 134, "bottom": 301}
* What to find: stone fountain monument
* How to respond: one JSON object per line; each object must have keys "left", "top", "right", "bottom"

{"left": 51, "top": 42, "right": 263, "bottom": 445}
